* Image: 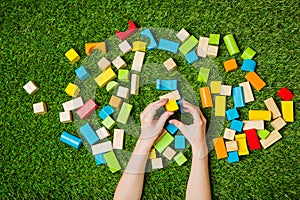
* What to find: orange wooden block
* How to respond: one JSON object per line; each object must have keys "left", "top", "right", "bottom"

{"left": 199, "top": 87, "right": 213, "bottom": 108}
{"left": 224, "top": 58, "right": 238, "bottom": 72}
{"left": 245, "top": 72, "right": 266, "bottom": 91}
{"left": 85, "top": 42, "right": 107, "bottom": 56}
{"left": 213, "top": 137, "right": 228, "bottom": 159}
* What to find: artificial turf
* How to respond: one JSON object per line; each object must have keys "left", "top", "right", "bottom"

{"left": 1, "top": 0, "right": 299, "bottom": 199}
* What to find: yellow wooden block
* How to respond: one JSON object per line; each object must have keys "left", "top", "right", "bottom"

{"left": 65, "top": 83, "right": 80, "bottom": 98}
{"left": 132, "top": 41, "right": 147, "bottom": 52}
{"left": 94, "top": 68, "right": 117, "bottom": 88}
{"left": 235, "top": 134, "right": 249, "bottom": 156}
{"left": 210, "top": 81, "right": 222, "bottom": 94}
{"left": 249, "top": 110, "right": 271, "bottom": 121}
{"left": 215, "top": 96, "right": 226, "bottom": 116}
{"left": 165, "top": 100, "right": 179, "bottom": 112}
{"left": 281, "top": 101, "right": 294, "bottom": 122}
{"left": 149, "top": 148, "right": 156, "bottom": 159}
{"left": 65, "top": 48, "right": 80, "bottom": 64}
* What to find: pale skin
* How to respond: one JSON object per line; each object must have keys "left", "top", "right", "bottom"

{"left": 114, "top": 99, "right": 211, "bottom": 200}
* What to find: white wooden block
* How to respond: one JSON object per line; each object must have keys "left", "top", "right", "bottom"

{"left": 270, "top": 117, "right": 286, "bottom": 130}
{"left": 159, "top": 90, "right": 181, "bottom": 100}
{"left": 223, "top": 128, "right": 236, "bottom": 140}
{"left": 112, "top": 56, "right": 127, "bottom": 69}
{"left": 23, "top": 81, "right": 39, "bottom": 95}
{"left": 162, "top": 147, "right": 176, "bottom": 160}
{"left": 264, "top": 97, "right": 281, "bottom": 119}
{"left": 96, "top": 127, "right": 110, "bottom": 140}
{"left": 113, "top": 129, "right": 124, "bottom": 150}
{"left": 220, "top": 85, "right": 232, "bottom": 96}
{"left": 33, "top": 102, "right": 47, "bottom": 114}
{"left": 239, "top": 81, "right": 254, "bottom": 103}
{"left": 260, "top": 130, "right": 282, "bottom": 149}
{"left": 118, "top": 40, "right": 132, "bottom": 54}
{"left": 163, "top": 58, "right": 177, "bottom": 71}
{"left": 97, "top": 57, "right": 111, "bottom": 71}
{"left": 176, "top": 28, "right": 190, "bottom": 42}
{"left": 151, "top": 158, "right": 163, "bottom": 169}
{"left": 206, "top": 45, "right": 218, "bottom": 57}
{"left": 243, "top": 120, "right": 264, "bottom": 131}
{"left": 117, "top": 86, "right": 130, "bottom": 99}
{"left": 130, "top": 74, "right": 140, "bottom": 95}
{"left": 91, "top": 141, "right": 113, "bottom": 155}
{"left": 197, "top": 37, "right": 209, "bottom": 58}
{"left": 225, "top": 141, "right": 238, "bottom": 152}
{"left": 131, "top": 51, "right": 145, "bottom": 72}
{"left": 62, "top": 97, "right": 84, "bottom": 111}
{"left": 59, "top": 111, "right": 73, "bottom": 123}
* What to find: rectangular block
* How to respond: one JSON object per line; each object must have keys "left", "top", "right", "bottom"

{"left": 79, "top": 123, "right": 99, "bottom": 145}
{"left": 230, "top": 120, "right": 244, "bottom": 132}
{"left": 76, "top": 99, "right": 98, "bottom": 120}
{"left": 226, "top": 108, "right": 239, "bottom": 121}
{"left": 149, "top": 148, "right": 156, "bottom": 159}
{"left": 220, "top": 85, "right": 232, "bottom": 96}
{"left": 154, "top": 132, "right": 174, "bottom": 153}
{"left": 213, "top": 137, "right": 227, "bottom": 159}
{"left": 174, "top": 135, "right": 185, "bottom": 149}
{"left": 281, "top": 101, "right": 294, "bottom": 122}
{"left": 94, "top": 67, "right": 117, "bottom": 88}
{"left": 132, "top": 41, "right": 147, "bottom": 52}
{"left": 239, "top": 81, "right": 254, "bottom": 103}
{"left": 210, "top": 81, "right": 222, "bottom": 94}
{"left": 117, "top": 86, "right": 130, "bottom": 99}
{"left": 109, "top": 95, "right": 123, "bottom": 108}
{"left": 174, "top": 152, "right": 187, "bottom": 166}
{"left": 225, "top": 141, "right": 238, "bottom": 152}
{"left": 130, "top": 74, "right": 140, "bottom": 95}
{"left": 117, "top": 102, "right": 133, "bottom": 124}
{"left": 96, "top": 127, "right": 110, "bottom": 140}
{"left": 232, "top": 86, "right": 245, "bottom": 108}
{"left": 95, "top": 153, "right": 106, "bottom": 165}
{"left": 60, "top": 131, "right": 82, "bottom": 149}
{"left": 163, "top": 147, "right": 176, "bottom": 160}
{"left": 245, "top": 72, "right": 266, "bottom": 91}
{"left": 264, "top": 97, "right": 281, "bottom": 119}
{"left": 241, "top": 47, "right": 256, "bottom": 60}
{"left": 260, "top": 130, "right": 282, "bottom": 149}
{"left": 156, "top": 79, "right": 177, "bottom": 91}
{"left": 152, "top": 158, "right": 163, "bottom": 169}
{"left": 63, "top": 97, "right": 84, "bottom": 111}
{"left": 113, "top": 129, "right": 124, "bottom": 150}
{"left": 197, "top": 37, "right": 209, "bottom": 58}
{"left": 158, "top": 38, "right": 179, "bottom": 53}
{"left": 197, "top": 67, "right": 210, "bottom": 83}
{"left": 131, "top": 51, "right": 145, "bottom": 72}
{"left": 159, "top": 90, "right": 181, "bottom": 100}
{"left": 104, "top": 151, "right": 121, "bottom": 173}
{"left": 199, "top": 87, "right": 213, "bottom": 108}
{"left": 249, "top": 110, "right": 272, "bottom": 121}
{"left": 235, "top": 134, "right": 249, "bottom": 156}
{"left": 270, "top": 117, "right": 286, "bottom": 130}
{"left": 215, "top": 96, "right": 226, "bottom": 116}
{"left": 185, "top": 50, "right": 198, "bottom": 64}
{"left": 223, "top": 128, "right": 236, "bottom": 140}
{"left": 166, "top": 123, "right": 178, "bottom": 135}
{"left": 245, "top": 129, "right": 261, "bottom": 150}
{"left": 241, "top": 60, "right": 256, "bottom": 72}
{"left": 179, "top": 35, "right": 198, "bottom": 55}
{"left": 165, "top": 100, "right": 179, "bottom": 112}
{"left": 92, "top": 141, "right": 113, "bottom": 155}
{"left": 227, "top": 151, "right": 239, "bottom": 163}
{"left": 243, "top": 120, "right": 264, "bottom": 131}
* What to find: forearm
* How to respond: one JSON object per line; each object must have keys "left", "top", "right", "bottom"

{"left": 114, "top": 139, "right": 152, "bottom": 200}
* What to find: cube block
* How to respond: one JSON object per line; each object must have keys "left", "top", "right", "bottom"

{"left": 23, "top": 81, "right": 39, "bottom": 95}
{"left": 224, "top": 58, "right": 238, "bottom": 72}
{"left": 225, "top": 141, "right": 238, "bottom": 152}
{"left": 227, "top": 151, "right": 239, "bottom": 163}
{"left": 185, "top": 50, "right": 198, "bottom": 64}
{"left": 118, "top": 40, "right": 132, "bottom": 54}
{"left": 75, "top": 66, "right": 90, "bottom": 80}
{"left": 226, "top": 108, "right": 239, "bottom": 121}
{"left": 65, "top": 83, "right": 80, "bottom": 98}
{"left": 132, "top": 41, "right": 147, "bottom": 52}
{"left": 163, "top": 58, "right": 177, "bottom": 71}
{"left": 102, "top": 116, "right": 116, "bottom": 130}
{"left": 277, "top": 87, "right": 294, "bottom": 101}
{"left": 241, "top": 60, "right": 256, "bottom": 72}
{"left": 174, "top": 152, "right": 187, "bottom": 166}
{"left": 166, "top": 123, "right": 178, "bottom": 135}
{"left": 165, "top": 100, "right": 179, "bottom": 112}
{"left": 97, "top": 57, "right": 111, "bottom": 71}
{"left": 210, "top": 81, "right": 222, "bottom": 94}
{"left": 174, "top": 135, "right": 185, "bottom": 149}
{"left": 65, "top": 48, "right": 80, "bottom": 64}
{"left": 151, "top": 158, "right": 163, "bottom": 169}
{"left": 118, "top": 69, "right": 130, "bottom": 82}
{"left": 33, "top": 102, "right": 47, "bottom": 114}
{"left": 220, "top": 85, "right": 232, "bottom": 96}
{"left": 209, "top": 34, "right": 220, "bottom": 45}
{"left": 109, "top": 95, "right": 123, "bottom": 108}
{"left": 59, "top": 111, "right": 73, "bottom": 123}
{"left": 241, "top": 47, "right": 256, "bottom": 60}
{"left": 163, "top": 147, "right": 176, "bottom": 160}
{"left": 176, "top": 28, "right": 190, "bottom": 42}
{"left": 223, "top": 128, "right": 236, "bottom": 140}
{"left": 230, "top": 120, "right": 244, "bottom": 132}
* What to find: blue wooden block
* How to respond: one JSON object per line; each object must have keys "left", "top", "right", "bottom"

{"left": 60, "top": 131, "right": 82, "bottom": 149}
{"left": 99, "top": 105, "right": 114, "bottom": 120}
{"left": 158, "top": 38, "right": 179, "bottom": 53}
{"left": 227, "top": 151, "right": 239, "bottom": 163}
{"left": 232, "top": 86, "right": 245, "bottom": 108}
{"left": 79, "top": 123, "right": 99, "bottom": 145}
{"left": 141, "top": 28, "right": 158, "bottom": 50}
{"left": 176, "top": 99, "right": 185, "bottom": 113}
{"left": 230, "top": 120, "right": 244, "bottom": 132}
{"left": 226, "top": 108, "right": 239, "bottom": 121}
{"left": 75, "top": 66, "right": 90, "bottom": 80}
{"left": 185, "top": 51, "right": 198, "bottom": 64}
{"left": 166, "top": 123, "right": 178, "bottom": 135}
{"left": 156, "top": 79, "right": 177, "bottom": 90}
{"left": 175, "top": 135, "right": 185, "bottom": 149}
{"left": 241, "top": 60, "right": 256, "bottom": 72}
{"left": 95, "top": 153, "right": 106, "bottom": 165}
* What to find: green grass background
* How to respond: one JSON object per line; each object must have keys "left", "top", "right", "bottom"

{"left": 1, "top": 0, "right": 299, "bottom": 199}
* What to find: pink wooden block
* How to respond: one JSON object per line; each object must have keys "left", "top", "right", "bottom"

{"left": 76, "top": 99, "right": 98, "bottom": 119}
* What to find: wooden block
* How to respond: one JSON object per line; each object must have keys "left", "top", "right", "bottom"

{"left": 65, "top": 83, "right": 80, "bottom": 98}
{"left": 210, "top": 81, "right": 221, "bottom": 94}
{"left": 113, "top": 129, "right": 124, "bottom": 150}
{"left": 109, "top": 95, "right": 123, "bottom": 108}
{"left": 117, "top": 102, "right": 133, "bottom": 124}
{"left": 33, "top": 102, "right": 47, "bottom": 114}
{"left": 176, "top": 28, "right": 190, "bottom": 42}
{"left": 163, "top": 146, "right": 176, "bottom": 160}
{"left": 91, "top": 141, "right": 113, "bottom": 155}
{"left": 59, "top": 111, "right": 73, "bottom": 123}
{"left": 239, "top": 81, "right": 254, "bottom": 103}
{"left": 103, "top": 151, "right": 121, "bottom": 173}
{"left": 215, "top": 96, "right": 226, "bottom": 116}
{"left": 159, "top": 90, "right": 181, "bottom": 100}
{"left": 149, "top": 148, "right": 156, "bottom": 159}
{"left": 197, "top": 67, "right": 210, "bottom": 83}
{"left": 23, "top": 81, "right": 39, "bottom": 95}
{"left": 249, "top": 110, "right": 272, "bottom": 121}
{"left": 281, "top": 101, "right": 294, "bottom": 122}
{"left": 245, "top": 129, "right": 261, "bottom": 150}
{"left": 115, "top": 20, "right": 137, "bottom": 41}
{"left": 112, "top": 56, "right": 127, "bottom": 69}
{"left": 85, "top": 42, "right": 106, "bottom": 55}
{"left": 154, "top": 132, "right": 174, "bottom": 153}
{"left": 118, "top": 40, "right": 132, "bottom": 54}
{"left": 271, "top": 117, "right": 287, "bottom": 130}
{"left": 277, "top": 87, "right": 294, "bottom": 101}
{"left": 106, "top": 81, "right": 119, "bottom": 92}
{"left": 140, "top": 28, "right": 158, "bottom": 50}
{"left": 243, "top": 120, "right": 264, "bottom": 131}
{"left": 224, "top": 128, "right": 236, "bottom": 140}
{"left": 65, "top": 48, "right": 80, "bottom": 64}
{"left": 130, "top": 74, "right": 140, "bottom": 95}
{"left": 97, "top": 57, "right": 111, "bottom": 71}
{"left": 131, "top": 51, "right": 145, "bottom": 72}
{"left": 96, "top": 127, "right": 110, "bottom": 140}
{"left": 225, "top": 141, "right": 238, "bottom": 152}
{"left": 213, "top": 137, "right": 227, "bottom": 159}
{"left": 117, "top": 86, "right": 130, "bottom": 99}
{"left": 76, "top": 99, "right": 98, "bottom": 120}
{"left": 197, "top": 37, "right": 209, "bottom": 58}
{"left": 174, "top": 152, "right": 187, "bottom": 166}
{"left": 62, "top": 97, "right": 84, "bottom": 111}
{"left": 94, "top": 68, "right": 117, "bottom": 88}
{"left": 79, "top": 123, "right": 99, "bottom": 145}
{"left": 235, "top": 134, "right": 249, "bottom": 156}
{"left": 220, "top": 85, "right": 232, "bottom": 96}
{"left": 245, "top": 72, "right": 266, "bottom": 91}
{"left": 260, "top": 130, "right": 282, "bottom": 149}
{"left": 257, "top": 130, "right": 270, "bottom": 139}
{"left": 163, "top": 58, "right": 177, "bottom": 71}
{"left": 264, "top": 97, "right": 281, "bottom": 119}
{"left": 165, "top": 100, "right": 179, "bottom": 112}
{"left": 132, "top": 41, "right": 147, "bottom": 52}
{"left": 179, "top": 35, "right": 198, "bottom": 55}
{"left": 224, "top": 58, "right": 238, "bottom": 72}
{"left": 206, "top": 45, "right": 218, "bottom": 57}
{"left": 199, "top": 87, "right": 213, "bottom": 108}
{"left": 151, "top": 158, "right": 163, "bottom": 169}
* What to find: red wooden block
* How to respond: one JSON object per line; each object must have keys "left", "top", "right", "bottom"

{"left": 277, "top": 87, "right": 294, "bottom": 101}
{"left": 76, "top": 99, "right": 98, "bottom": 120}
{"left": 116, "top": 20, "right": 137, "bottom": 41}
{"left": 245, "top": 129, "right": 261, "bottom": 150}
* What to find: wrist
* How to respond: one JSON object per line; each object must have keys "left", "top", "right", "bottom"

{"left": 134, "top": 139, "right": 153, "bottom": 154}
{"left": 192, "top": 143, "right": 208, "bottom": 159}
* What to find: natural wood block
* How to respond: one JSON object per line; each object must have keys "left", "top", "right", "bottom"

{"left": 270, "top": 117, "right": 286, "bottom": 130}
{"left": 59, "top": 111, "right": 73, "bottom": 123}
{"left": 163, "top": 146, "right": 176, "bottom": 160}
{"left": 264, "top": 97, "right": 281, "bottom": 119}
{"left": 163, "top": 58, "right": 177, "bottom": 71}
{"left": 113, "top": 129, "right": 124, "bottom": 150}
{"left": 117, "top": 86, "right": 130, "bottom": 99}
{"left": 112, "top": 56, "right": 127, "bottom": 69}
{"left": 176, "top": 28, "right": 190, "bottom": 42}
{"left": 23, "top": 81, "right": 39, "bottom": 95}
{"left": 118, "top": 40, "right": 132, "bottom": 54}
{"left": 96, "top": 127, "right": 110, "bottom": 140}
{"left": 33, "top": 102, "right": 47, "bottom": 114}
{"left": 131, "top": 51, "right": 145, "bottom": 72}
{"left": 130, "top": 74, "right": 140, "bottom": 95}
{"left": 62, "top": 96, "right": 84, "bottom": 111}
{"left": 197, "top": 37, "right": 209, "bottom": 58}
{"left": 109, "top": 95, "right": 123, "bottom": 108}
{"left": 239, "top": 81, "right": 254, "bottom": 103}
{"left": 260, "top": 130, "right": 282, "bottom": 149}
{"left": 91, "top": 141, "right": 113, "bottom": 155}
{"left": 243, "top": 120, "right": 264, "bottom": 131}
{"left": 151, "top": 158, "right": 163, "bottom": 169}
{"left": 206, "top": 45, "right": 218, "bottom": 57}
{"left": 220, "top": 85, "right": 232, "bottom": 96}
{"left": 97, "top": 57, "right": 111, "bottom": 71}
{"left": 159, "top": 90, "right": 181, "bottom": 100}
{"left": 223, "top": 128, "right": 236, "bottom": 140}
{"left": 226, "top": 141, "right": 238, "bottom": 152}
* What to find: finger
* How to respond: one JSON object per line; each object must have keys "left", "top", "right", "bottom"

{"left": 146, "top": 99, "right": 168, "bottom": 118}
{"left": 169, "top": 119, "right": 186, "bottom": 132}
{"left": 181, "top": 100, "right": 205, "bottom": 120}
{"left": 143, "top": 99, "right": 168, "bottom": 114}
{"left": 156, "top": 111, "right": 174, "bottom": 128}
{"left": 181, "top": 101, "right": 201, "bottom": 121}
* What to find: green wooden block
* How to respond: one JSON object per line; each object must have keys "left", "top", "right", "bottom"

{"left": 241, "top": 47, "right": 256, "bottom": 60}
{"left": 257, "top": 130, "right": 270, "bottom": 139}
{"left": 197, "top": 67, "right": 210, "bottom": 83}
{"left": 209, "top": 34, "right": 220, "bottom": 45}
{"left": 154, "top": 132, "right": 174, "bottom": 153}
{"left": 179, "top": 35, "right": 198, "bottom": 55}
{"left": 117, "top": 102, "right": 133, "bottom": 124}
{"left": 106, "top": 81, "right": 119, "bottom": 92}
{"left": 103, "top": 151, "right": 121, "bottom": 173}
{"left": 102, "top": 116, "right": 115, "bottom": 130}
{"left": 118, "top": 69, "right": 129, "bottom": 82}
{"left": 174, "top": 152, "right": 187, "bottom": 166}
{"left": 223, "top": 34, "right": 240, "bottom": 56}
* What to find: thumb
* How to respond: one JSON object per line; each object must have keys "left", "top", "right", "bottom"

{"left": 157, "top": 111, "right": 174, "bottom": 128}
{"left": 169, "top": 119, "right": 186, "bottom": 133}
